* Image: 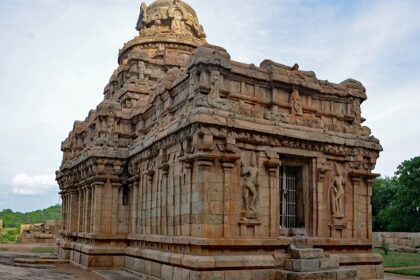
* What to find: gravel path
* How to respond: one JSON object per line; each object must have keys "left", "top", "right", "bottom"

{"left": 385, "top": 273, "right": 420, "bottom": 280}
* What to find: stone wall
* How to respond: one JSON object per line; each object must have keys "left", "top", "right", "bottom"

{"left": 373, "top": 232, "right": 420, "bottom": 252}
{"left": 19, "top": 220, "right": 61, "bottom": 244}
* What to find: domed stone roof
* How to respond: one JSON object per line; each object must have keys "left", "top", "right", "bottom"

{"left": 118, "top": 0, "right": 207, "bottom": 64}
{"left": 147, "top": 0, "right": 197, "bottom": 18}
{"left": 135, "top": 0, "right": 206, "bottom": 40}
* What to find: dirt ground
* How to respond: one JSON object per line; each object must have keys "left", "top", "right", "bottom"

{"left": 0, "top": 250, "right": 102, "bottom": 280}
{"left": 385, "top": 273, "right": 420, "bottom": 280}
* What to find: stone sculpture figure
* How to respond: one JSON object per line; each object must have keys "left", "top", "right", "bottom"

{"left": 138, "top": 61, "right": 145, "bottom": 79}
{"left": 352, "top": 99, "right": 362, "bottom": 126}
{"left": 171, "top": 10, "right": 186, "bottom": 34}
{"left": 331, "top": 163, "right": 345, "bottom": 218}
{"left": 209, "top": 71, "right": 221, "bottom": 97}
{"left": 241, "top": 152, "right": 259, "bottom": 218}
{"left": 290, "top": 87, "right": 303, "bottom": 116}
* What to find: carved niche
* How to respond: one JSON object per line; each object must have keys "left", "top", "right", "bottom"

{"left": 240, "top": 152, "right": 260, "bottom": 220}
{"left": 290, "top": 87, "right": 303, "bottom": 116}
{"left": 330, "top": 163, "right": 346, "bottom": 220}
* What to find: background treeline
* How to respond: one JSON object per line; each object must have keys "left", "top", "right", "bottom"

{"left": 372, "top": 156, "right": 420, "bottom": 232}
{"left": 0, "top": 204, "right": 61, "bottom": 228}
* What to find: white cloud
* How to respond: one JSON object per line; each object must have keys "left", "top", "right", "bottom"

{"left": 12, "top": 173, "right": 57, "bottom": 195}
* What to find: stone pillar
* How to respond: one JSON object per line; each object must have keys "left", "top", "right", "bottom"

{"left": 264, "top": 159, "right": 280, "bottom": 238}
{"left": 366, "top": 178, "right": 375, "bottom": 240}
{"left": 139, "top": 174, "right": 145, "bottom": 234}
{"left": 221, "top": 160, "right": 235, "bottom": 238}
{"left": 92, "top": 182, "right": 104, "bottom": 234}
{"left": 78, "top": 187, "right": 84, "bottom": 233}
{"left": 59, "top": 192, "right": 64, "bottom": 231}
{"left": 70, "top": 190, "right": 79, "bottom": 232}
{"left": 145, "top": 171, "right": 154, "bottom": 235}
{"left": 112, "top": 182, "right": 121, "bottom": 235}
{"left": 130, "top": 178, "right": 139, "bottom": 234}
{"left": 316, "top": 161, "right": 329, "bottom": 237}
{"left": 84, "top": 186, "right": 90, "bottom": 233}
{"left": 350, "top": 176, "right": 361, "bottom": 239}
{"left": 159, "top": 164, "right": 169, "bottom": 235}
{"left": 65, "top": 193, "right": 69, "bottom": 231}
{"left": 90, "top": 185, "right": 95, "bottom": 233}
{"left": 181, "top": 160, "right": 192, "bottom": 236}
{"left": 194, "top": 158, "right": 214, "bottom": 237}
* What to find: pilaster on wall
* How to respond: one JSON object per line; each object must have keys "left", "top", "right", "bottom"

{"left": 349, "top": 170, "right": 379, "bottom": 240}
{"left": 193, "top": 157, "right": 214, "bottom": 237}
{"left": 129, "top": 178, "right": 139, "bottom": 235}
{"left": 69, "top": 190, "right": 79, "bottom": 232}
{"left": 264, "top": 158, "right": 280, "bottom": 238}
{"left": 221, "top": 155, "right": 240, "bottom": 238}
{"left": 92, "top": 181, "right": 105, "bottom": 234}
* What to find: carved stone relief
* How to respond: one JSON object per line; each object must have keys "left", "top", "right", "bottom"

{"left": 290, "top": 87, "right": 303, "bottom": 116}
{"left": 330, "top": 163, "right": 346, "bottom": 219}
{"left": 209, "top": 70, "right": 221, "bottom": 97}
{"left": 240, "top": 152, "right": 260, "bottom": 220}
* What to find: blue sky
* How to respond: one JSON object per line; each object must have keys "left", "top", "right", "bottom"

{"left": 0, "top": 0, "right": 419, "bottom": 212}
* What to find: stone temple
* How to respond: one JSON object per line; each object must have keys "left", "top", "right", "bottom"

{"left": 56, "top": 1, "right": 383, "bottom": 279}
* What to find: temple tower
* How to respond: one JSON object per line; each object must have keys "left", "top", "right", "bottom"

{"left": 57, "top": 1, "right": 383, "bottom": 279}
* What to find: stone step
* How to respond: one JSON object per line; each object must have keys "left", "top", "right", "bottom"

{"left": 284, "top": 257, "right": 340, "bottom": 272}
{"left": 290, "top": 247, "right": 324, "bottom": 259}
{"left": 276, "top": 268, "right": 356, "bottom": 280}
{"left": 94, "top": 270, "right": 141, "bottom": 280}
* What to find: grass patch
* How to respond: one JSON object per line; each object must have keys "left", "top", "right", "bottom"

{"left": 0, "top": 248, "right": 8, "bottom": 251}
{"left": 374, "top": 248, "right": 420, "bottom": 267}
{"left": 387, "top": 269, "right": 420, "bottom": 277}
{"left": 31, "top": 247, "right": 55, "bottom": 254}
{"left": 0, "top": 228, "right": 19, "bottom": 244}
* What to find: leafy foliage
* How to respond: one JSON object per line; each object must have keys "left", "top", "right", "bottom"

{"left": 372, "top": 157, "right": 420, "bottom": 232}
{"left": 0, "top": 204, "right": 61, "bottom": 228}
{"left": 0, "top": 228, "right": 19, "bottom": 244}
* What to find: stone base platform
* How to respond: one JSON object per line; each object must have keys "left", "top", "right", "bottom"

{"left": 57, "top": 238, "right": 383, "bottom": 280}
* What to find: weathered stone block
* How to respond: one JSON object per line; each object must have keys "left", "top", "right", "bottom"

{"left": 285, "top": 259, "right": 320, "bottom": 272}
{"left": 151, "top": 262, "right": 162, "bottom": 278}
{"left": 336, "top": 269, "right": 356, "bottom": 280}
{"left": 173, "top": 267, "right": 183, "bottom": 280}
{"left": 225, "top": 270, "right": 252, "bottom": 280}
{"left": 290, "top": 248, "right": 324, "bottom": 260}
{"left": 320, "top": 257, "right": 339, "bottom": 270}
{"left": 356, "top": 265, "right": 379, "bottom": 280}
{"left": 161, "top": 264, "right": 173, "bottom": 280}
{"left": 190, "top": 271, "right": 224, "bottom": 280}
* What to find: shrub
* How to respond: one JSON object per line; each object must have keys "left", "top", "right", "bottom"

{"left": 381, "top": 235, "right": 390, "bottom": 255}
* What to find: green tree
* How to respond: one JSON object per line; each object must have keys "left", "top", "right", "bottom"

{"left": 372, "top": 156, "right": 420, "bottom": 232}
{"left": 371, "top": 177, "right": 398, "bottom": 231}
{"left": 0, "top": 204, "right": 61, "bottom": 228}
{"left": 386, "top": 157, "right": 420, "bottom": 232}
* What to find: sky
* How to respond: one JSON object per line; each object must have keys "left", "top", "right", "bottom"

{"left": 0, "top": 0, "right": 419, "bottom": 212}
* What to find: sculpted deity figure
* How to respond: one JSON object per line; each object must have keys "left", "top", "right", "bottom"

{"left": 171, "top": 10, "right": 185, "bottom": 34}
{"left": 188, "top": 78, "right": 196, "bottom": 99}
{"left": 138, "top": 61, "right": 145, "bottom": 79}
{"left": 241, "top": 152, "right": 259, "bottom": 216}
{"left": 331, "top": 163, "right": 345, "bottom": 218}
{"left": 209, "top": 71, "right": 221, "bottom": 97}
{"left": 352, "top": 99, "right": 362, "bottom": 125}
{"left": 290, "top": 87, "right": 303, "bottom": 116}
